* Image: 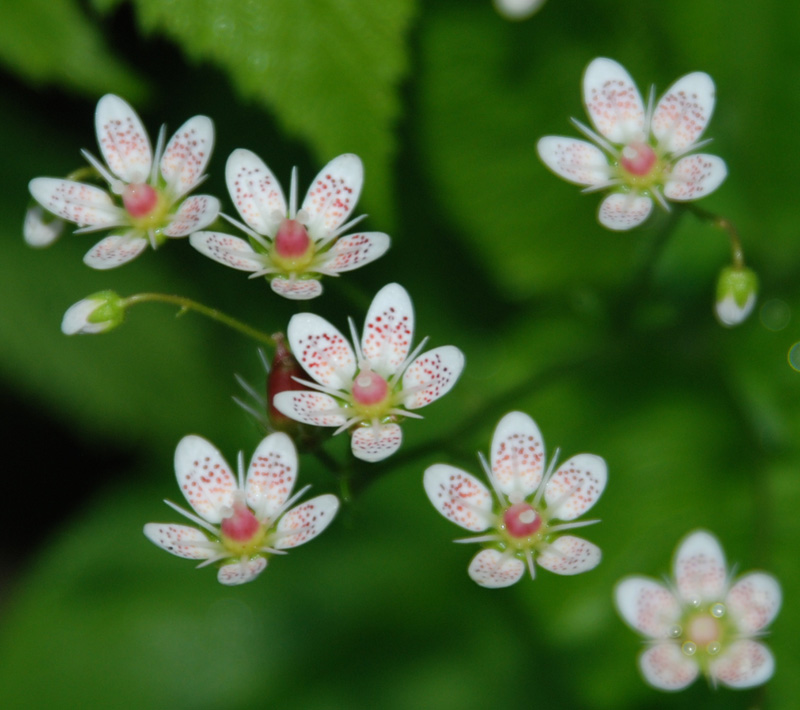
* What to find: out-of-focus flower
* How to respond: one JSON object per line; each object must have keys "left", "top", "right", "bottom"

{"left": 424, "top": 411, "right": 606, "bottom": 587}
{"left": 61, "top": 290, "right": 125, "bottom": 335}
{"left": 272, "top": 283, "right": 465, "bottom": 461}
{"left": 29, "top": 95, "right": 219, "bottom": 269}
{"left": 190, "top": 150, "right": 390, "bottom": 300}
{"left": 493, "top": 0, "right": 546, "bottom": 21}
{"left": 144, "top": 433, "right": 339, "bottom": 585}
{"left": 538, "top": 58, "right": 727, "bottom": 230}
{"left": 715, "top": 266, "right": 758, "bottom": 327}
{"left": 23, "top": 205, "right": 65, "bottom": 248}
{"left": 615, "top": 529, "right": 781, "bottom": 690}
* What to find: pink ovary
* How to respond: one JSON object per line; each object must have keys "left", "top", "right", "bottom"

{"left": 123, "top": 183, "right": 159, "bottom": 218}
{"left": 352, "top": 370, "right": 389, "bottom": 406}
{"left": 503, "top": 503, "right": 542, "bottom": 538}
{"left": 620, "top": 142, "right": 657, "bottom": 176}
{"left": 275, "top": 219, "right": 311, "bottom": 257}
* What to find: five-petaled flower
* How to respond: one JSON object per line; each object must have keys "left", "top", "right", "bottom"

{"left": 190, "top": 150, "right": 390, "bottom": 300}
{"left": 28, "top": 95, "right": 220, "bottom": 269}
{"left": 538, "top": 57, "right": 727, "bottom": 231}
{"left": 615, "top": 529, "right": 781, "bottom": 691}
{"left": 272, "top": 283, "right": 465, "bottom": 461}
{"left": 423, "top": 411, "right": 607, "bottom": 588}
{"left": 144, "top": 433, "right": 339, "bottom": 585}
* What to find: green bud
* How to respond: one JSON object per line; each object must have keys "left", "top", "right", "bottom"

{"left": 62, "top": 290, "right": 125, "bottom": 335}
{"left": 715, "top": 266, "right": 758, "bottom": 327}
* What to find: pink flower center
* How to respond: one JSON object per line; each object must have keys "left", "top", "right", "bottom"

{"left": 687, "top": 615, "right": 721, "bottom": 646}
{"left": 275, "top": 218, "right": 311, "bottom": 259}
{"left": 352, "top": 370, "right": 389, "bottom": 406}
{"left": 620, "top": 142, "right": 657, "bottom": 177}
{"left": 221, "top": 500, "right": 261, "bottom": 543}
{"left": 503, "top": 503, "right": 542, "bottom": 538}
{"left": 122, "top": 183, "right": 159, "bottom": 218}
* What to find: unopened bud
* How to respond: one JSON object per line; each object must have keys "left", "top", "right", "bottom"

{"left": 23, "top": 205, "right": 65, "bottom": 248}
{"left": 267, "top": 334, "right": 311, "bottom": 431}
{"left": 715, "top": 266, "right": 758, "bottom": 327}
{"left": 62, "top": 290, "right": 125, "bottom": 335}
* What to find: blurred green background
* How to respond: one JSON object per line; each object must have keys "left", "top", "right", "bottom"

{"left": 1, "top": 0, "right": 798, "bottom": 708}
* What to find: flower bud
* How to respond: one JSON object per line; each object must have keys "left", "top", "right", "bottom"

{"left": 62, "top": 291, "right": 125, "bottom": 335}
{"left": 715, "top": 266, "right": 758, "bottom": 327}
{"left": 23, "top": 206, "right": 65, "bottom": 248}
{"left": 267, "top": 334, "right": 311, "bottom": 431}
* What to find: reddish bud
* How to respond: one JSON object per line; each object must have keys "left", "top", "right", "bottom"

{"left": 267, "top": 334, "right": 311, "bottom": 431}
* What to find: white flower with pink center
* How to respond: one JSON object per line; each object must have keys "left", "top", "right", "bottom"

{"left": 615, "top": 529, "right": 781, "bottom": 690}
{"left": 189, "top": 149, "right": 390, "bottom": 300}
{"left": 272, "top": 283, "right": 465, "bottom": 461}
{"left": 538, "top": 58, "right": 727, "bottom": 231}
{"left": 423, "top": 411, "right": 607, "bottom": 588}
{"left": 144, "top": 433, "right": 339, "bottom": 585}
{"left": 28, "top": 95, "right": 219, "bottom": 269}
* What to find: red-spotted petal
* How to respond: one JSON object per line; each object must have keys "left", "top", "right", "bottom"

{"left": 351, "top": 423, "right": 403, "bottom": 462}
{"left": 143, "top": 523, "right": 216, "bottom": 560}
{"left": 598, "top": 192, "right": 652, "bottom": 231}
{"left": 95, "top": 94, "right": 152, "bottom": 183}
{"left": 639, "top": 643, "right": 699, "bottom": 691}
{"left": 163, "top": 195, "right": 220, "bottom": 237}
{"left": 217, "top": 557, "right": 268, "bottom": 585}
{"left": 673, "top": 529, "right": 728, "bottom": 603}
{"left": 270, "top": 277, "right": 323, "bottom": 300}
{"left": 273, "top": 494, "right": 339, "bottom": 548}
{"left": 318, "top": 232, "right": 390, "bottom": 273}
{"left": 468, "top": 549, "right": 525, "bottom": 588}
{"left": 29, "top": 178, "right": 124, "bottom": 228}
{"left": 423, "top": 464, "right": 493, "bottom": 531}
{"left": 652, "top": 72, "right": 715, "bottom": 154}
{"left": 490, "top": 411, "right": 545, "bottom": 499}
{"left": 537, "top": 535, "right": 601, "bottom": 575}
{"left": 543, "top": 453, "right": 607, "bottom": 520}
{"left": 709, "top": 640, "right": 775, "bottom": 689}
{"left": 245, "top": 432, "right": 297, "bottom": 519}
{"left": 226, "top": 148, "right": 286, "bottom": 235}
{"left": 271, "top": 391, "right": 348, "bottom": 427}
{"left": 174, "top": 435, "right": 237, "bottom": 524}
{"left": 583, "top": 58, "right": 645, "bottom": 143}
{"left": 361, "top": 283, "right": 414, "bottom": 374}
{"left": 663, "top": 154, "right": 727, "bottom": 201}
{"left": 83, "top": 235, "right": 148, "bottom": 270}
{"left": 302, "top": 153, "right": 363, "bottom": 236}
{"left": 287, "top": 313, "right": 356, "bottom": 388}
{"left": 726, "top": 572, "right": 782, "bottom": 634}
{"left": 189, "top": 231, "right": 264, "bottom": 271}
{"left": 402, "top": 345, "right": 465, "bottom": 410}
{"left": 615, "top": 576, "right": 681, "bottom": 638}
{"left": 537, "top": 136, "right": 611, "bottom": 186}
{"left": 160, "top": 115, "right": 214, "bottom": 198}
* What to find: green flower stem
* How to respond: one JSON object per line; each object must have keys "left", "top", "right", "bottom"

{"left": 121, "top": 293, "right": 277, "bottom": 347}
{"left": 686, "top": 204, "right": 746, "bottom": 268}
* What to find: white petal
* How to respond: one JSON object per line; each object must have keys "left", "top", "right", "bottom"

{"left": 217, "top": 557, "right": 268, "bottom": 585}
{"left": 245, "top": 432, "right": 298, "bottom": 519}
{"left": 583, "top": 58, "right": 645, "bottom": 143}
{"left": 163, "top": 195, "right": 220, "bottom": 237}
{"left": 95, "top": 94, "right": 152, "bottom": 183}
{"left": 302, "top": 153, "right": 363, "bottom": 237}
{"left": 726, "top": 572, "right": 782, "bottom": 634}
{"left": 490, "top": 411, "right": 545, "bottom": 499}
{"left": 271, "top": 391, "right": 348, "bottom": 428}
{"left": 537, "top": 136, "right": 611, "bottom": 186}
{"left": 543, "top": 453, "right": 607, "bottom": 520}
{"left": 274, "top": 494, "right": 339, "bottom": 548}
{"left": 160, "top": 115, "right": 214, "bottom": 198}
{"left": 652, "top": 72, "right": 716, "bottom": 154}
{"left": 29, "top": 178, "right": 124, "bottom": 228}
{"left": 597, "top": 192, "right": 652, "bottom": 231}
{"left": 638, "top": 643, "right": 700, "bottom": 691}
{"left": 189, "top": 231, "right": 264, "bottom": 271}
{"left": 614, "top": 576, "right": 681, "bottom": 638}
{"left": 226, "top": 148, "right": 286, "bottom": 235}
{"left": 23, "top": 205, "right": 65, "bottom": 247}
{"left": 402, "top": 345, "right": 465, "bottom": 410}
{"left": 709, "top": 640, "right": 775, "bottom": 689}
{"left": 318, "top": 232, "right": 390, "bottom": 273}
{"left": 423, "top": 464, "right": 493, "bottom": 531}
{"left": 494, "top": 0, "right": 546, "bottom": 21}
{"left": 287, "top": 312, "right": 356, "bottom": 389}
{"left": 361, "top": 283, "right": 414, "bottom": 374}
{"left": 143, "top": 523, "right": 216, "bottom": 560}
{"left": 673, "top": 529, "right": 728, "bottom": 603}
{"left": 468, "top": 549, "right": 525, "bottom": 588}
{"left": 536, "top": 535, "right": 601, "bottom": 575}
{"left": 61, "top": 296, "right": 112, "bottom": 335}
{"left": 174, "top": 435, "right": 237, "bottom": 524}
{"left": 351, "top": 423, "right": 403, "bottom": 462}
{"left": 270, "top": 278, "right": 323, "bottom": 300}
{"left": 663, "top": 154, "right": 727, "bottom": 201}
{"left": 83, "top": 235, "right": 148, "bottom": 270}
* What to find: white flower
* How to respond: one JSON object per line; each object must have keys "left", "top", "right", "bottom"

{"left": 29, "top": 95, "right": 219, "bottom": 269}
{"left": 190, "top": 150, "right": 390, "bottom": 300}
{"left": 538, "top": 58, "right": 727, "bottom": 231}
{"left": 272, "top": 283, "right": 465, "bottom": 461}
{"left": 494, "top": 0, "right": 546, "bottom": 21}
{"left": 615, "top": 530, "right": 781, "bottom": 690}
{"left": 144, "top": 433, "right": 339, "bottom": 585}
{"left": 424, "top": 411, "right": 607, "bottom": 588}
